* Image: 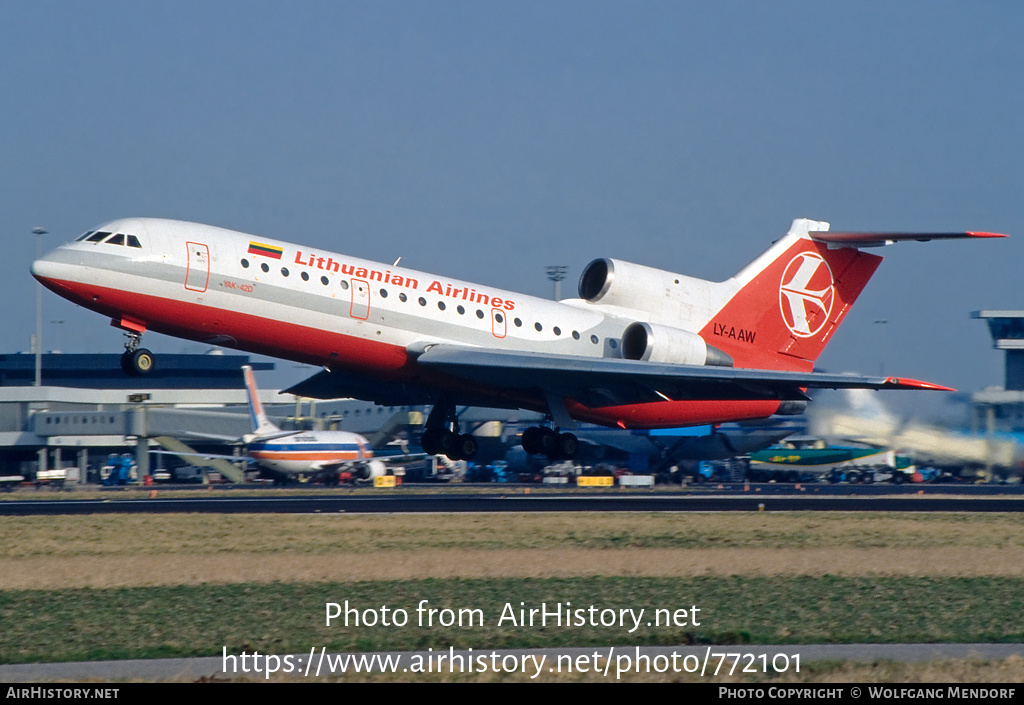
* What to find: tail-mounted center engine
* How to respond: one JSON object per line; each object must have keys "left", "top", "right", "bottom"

{"left": 580, "top": 257, "right": 732, "bottom": 367}
{"left": 579, "top": 257, "right": 702, "bottom": 315}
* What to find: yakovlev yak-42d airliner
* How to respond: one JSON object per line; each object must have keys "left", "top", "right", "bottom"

{"left": 32, "top": 217, "right": 1004, "bottom": 461}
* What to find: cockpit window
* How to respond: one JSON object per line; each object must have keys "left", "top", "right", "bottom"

{"left": 91, "top": 232, "right": 143, "bottom": 248}
{"left": 76, "top": 231, "right": 94, "bottom": 241}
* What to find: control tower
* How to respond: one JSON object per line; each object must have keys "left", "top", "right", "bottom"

{"left": 971, "top": 310, "right": 1024, "bottom": 430}
{"left": 972, "top": 311, "right": 1024, "bottom": 390}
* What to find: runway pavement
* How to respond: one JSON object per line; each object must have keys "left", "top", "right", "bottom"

{"left": 2, "top": 487, "right": 1024, "bottom": 515}
{"left": 3, "top": 643, "right": 1024, "bottom": 682}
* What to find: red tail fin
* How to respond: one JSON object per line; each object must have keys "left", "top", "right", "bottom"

{"left": 700, "top": 220, "right": 882, "bottom": 372}
{"left": 699, "top": 219, "right": 1006, "bottom": 372}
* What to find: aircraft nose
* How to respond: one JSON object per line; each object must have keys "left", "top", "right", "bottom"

{"left": 31, "top": 252, "right": 64, "bottom": 284}
{"left": 31, "top": 247, "right": 84, "bottom": 298}
{"left": 31, "top": 247, "right": 99, "bottom": 306}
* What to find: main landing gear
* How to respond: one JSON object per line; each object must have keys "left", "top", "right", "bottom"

{"left": 120, "top": 331, "right": 154, "bottom": 376}
{"left": 520, "top": 426, "right": 579, "bottom": 461}
{"left": 421, "top": 401, "right": 478, "bottom": 461}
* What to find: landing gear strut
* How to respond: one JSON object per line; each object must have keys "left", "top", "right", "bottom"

{"left": 421, "top": 401, "right": 477, "bottom": 461}
{"left": 120, "top": 332, "right": 154, "bottom": 376}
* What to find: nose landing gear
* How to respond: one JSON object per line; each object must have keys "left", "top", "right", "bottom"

{"left": 120, "top": 331, "right": 154, "bottom": 376}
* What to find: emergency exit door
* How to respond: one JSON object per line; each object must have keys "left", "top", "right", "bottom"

{"left": 185, "top": 242, "right": 210, "bottom": 292}
{"left": 350, "top": 279, "right": 370, "bottom": 319}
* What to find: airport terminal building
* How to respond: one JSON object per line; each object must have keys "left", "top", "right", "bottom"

{"left": 0, "top": 352, "right": 432, "bottom": 484}
{"left": 0, "top": 352, "right": 278, "bottom": 482}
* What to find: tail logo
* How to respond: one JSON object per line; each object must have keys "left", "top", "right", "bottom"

{"left": 779, "top": 252, "right": 835, "bottom": 338}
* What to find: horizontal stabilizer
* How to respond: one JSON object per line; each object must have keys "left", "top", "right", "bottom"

{"left": 811, "top": 231, "right": 1007, "bottom": 248}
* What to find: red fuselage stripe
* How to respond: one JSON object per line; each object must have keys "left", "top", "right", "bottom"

{"left": 250, "top": 452, "right": 363, "bottom": 461}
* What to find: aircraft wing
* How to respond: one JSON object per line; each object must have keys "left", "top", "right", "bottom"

{"left": 413, "top": 345, "right": 953, "bottom": 408}
{"left": 283, "top": 368, "right": 437, "bottom": 404}
{"left": 282, "top": 345, "right": 952, "bottom": 408}
{"left": 151, "top": 449, "right": 254, "bottom": 462}
{"left": 370, "top": 449, "right": 430, "bottom": 465}
{"left": 178, "top": 431, "right": 244, "bottom": 443}
{"left": 175, "top": 429, "right": 302, "bottom": 443}
{"left": 314, "top": 452, "right": 426, "bottom": 472}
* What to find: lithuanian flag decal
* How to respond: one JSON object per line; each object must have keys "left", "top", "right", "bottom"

{"left": 247, "top": 241, "right": 283, "bottom": 259}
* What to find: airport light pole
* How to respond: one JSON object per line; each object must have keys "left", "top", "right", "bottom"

{"left": 546, "top": 265, "right": 568, "bottom": 301}
{"left": 33, "top": 227, "right": 47, "bottom": 387}
{"left": 874, "top": 319, "right": 888, "bottom": 377}
{"left": 50, "top": 320, "right": 64, "bottom": 353}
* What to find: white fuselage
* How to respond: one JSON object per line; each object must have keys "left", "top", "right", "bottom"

{"left": 247, "top": 431, "right": 370, "bottom": 474}
{"left": 31, "top": 218, "right": 722, "bottom": 364}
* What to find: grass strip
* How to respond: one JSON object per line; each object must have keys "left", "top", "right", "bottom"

{"left": 3, "top": 576, "right": 1024, "bottom": 665}
{"left": 5, "top": 512, "right": 1024, "bottom": 559}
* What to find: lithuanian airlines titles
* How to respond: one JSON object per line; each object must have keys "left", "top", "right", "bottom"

{"left": 293, "top": 249, "right": 517, "bottom": 310}
{"left": 32, "top": 217, "right": 1005, "bottom": 461}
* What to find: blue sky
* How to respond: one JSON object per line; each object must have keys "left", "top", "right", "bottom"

{"left": 3, "top": 1, "right": 1022, "bottom": 400}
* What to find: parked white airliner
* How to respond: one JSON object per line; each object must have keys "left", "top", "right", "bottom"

{"left": 31, "top": 217, "right": 1004, "bottom": 461}
{"left": 240, "top": 365, "right": 386, "bottom": 481}
{"left": 156, "top": 365, "right": 387, "bottom": 482}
